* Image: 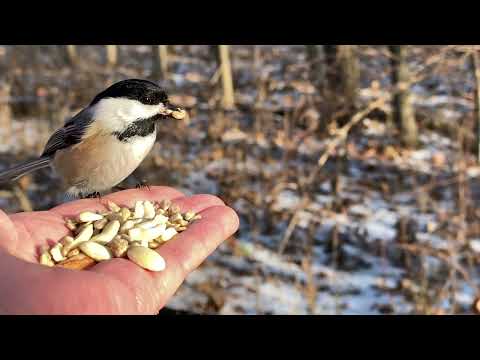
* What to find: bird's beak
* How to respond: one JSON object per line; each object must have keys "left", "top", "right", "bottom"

{"left": 159, "top": 103, "right": 187, "bottom": 120}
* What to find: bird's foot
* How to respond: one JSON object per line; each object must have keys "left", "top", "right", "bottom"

{"left": 81, "top": 191, "right": 102, "bottom": 200}
{"left": 135, "top": 180, "right": 151, "bottom": 191}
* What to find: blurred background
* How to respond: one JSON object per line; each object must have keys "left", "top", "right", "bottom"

{"left": 1, "top": 45, "right": 480, "bottom": 314}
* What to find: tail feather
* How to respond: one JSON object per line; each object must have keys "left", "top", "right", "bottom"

{"left": 0, "top": 157, "right": 52, "bottom": 184}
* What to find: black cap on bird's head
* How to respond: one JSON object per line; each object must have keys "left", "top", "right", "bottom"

{"left": 90, "top": 79, "right": 168, "bottom": 106}
{"left": 90, "top": 79, "right": 186, "bottom": 119}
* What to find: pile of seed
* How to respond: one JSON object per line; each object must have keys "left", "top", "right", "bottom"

{"left": 38, "top": 199, "right": 201, "bottom": 272}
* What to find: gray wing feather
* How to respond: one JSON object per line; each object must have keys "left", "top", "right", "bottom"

{"left": 42, "top": 108, "right": 94, "bottom": 157}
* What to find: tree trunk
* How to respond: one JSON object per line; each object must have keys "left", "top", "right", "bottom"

{"left": 218, "top": 45, "right": 235, "bottom": 110}
{"left": 389, "top": 45, "right": 418, "bottom": 148}
{"left": 106, "top": 45, "right": 118, "bottom": 67}
{"left": 151, "top": 45, "right": 169, "bottom": 81}
{"left": 0, "top": 81, "right": 12, "bottom": 137}
{"left": 337, "top": 45, "right": 359, "bottom": 109}
{"left": 470, "top": 49, "right": 480, "bottom": 162}
{"left": 305, "top": 45, "right": 325, "bottom": 91}
{"left": 65, "top": 45, "right": 78, "bottom": 66}
{"left": 323, "top": 45, "right": 359, "bottom": 109}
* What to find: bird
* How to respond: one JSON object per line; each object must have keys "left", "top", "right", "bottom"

{"left": 0, "top": 79, "right": 186, "bottom": 199}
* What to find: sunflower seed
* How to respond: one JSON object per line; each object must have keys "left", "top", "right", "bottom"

{"left": 129, "top": 224, "right": 166, "bottom": 242}
{"left": 136, "top": 214, "right": 168, "bottom": 229}
{"left": 133, "top": 201, "right": 144, "bottom": 218}
{"left": 160, "top": 227, "right": 178, "bottom": 242}
{"left": 64, "top": 223, "right": 94, "bottom": 254}
{"left": 91, "top": 220, "right": 120, "bottom": 244}
{"left": 61, "top": 236, "right": 75, "bottom": 256}
{"left": 143, "top": 200, "right": 156, "bottom": 219}
{"left": 171, "top": 109, "right": 187, "bottom": 120}
{"left": 65, "top": 219, "right": 77, "bottom": 231}
{"left": 40, "top": 250, "right": 55, "bottom": 267}
{"left": 148, "top": 241, "right": 161, "bottom": 249}
{"left": 183, "top": 211, "right": 195, "bottom": 221}
{"left": 127, "top": 246, "right": 166, "bottom": 272}
{"left": 50, "top": 243, "right": 65, "bottom": 262}
{"left": 79, "top": 211, "right": 103, "bottom": 222}
{"left": 79, "top": 241, "right": 112, "bottom": 261}
{"left": 107, "top": 201, "right": 121, "bottom": 212}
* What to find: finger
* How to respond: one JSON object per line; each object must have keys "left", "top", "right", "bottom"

{"left": 91, "top": 205, "right": 239, "bottom": 314}
{"left": 50, "top": 186, "right": 185, "bottom": 218}
{"left": 0, "top": 249, "right": 136, "bottom": 314}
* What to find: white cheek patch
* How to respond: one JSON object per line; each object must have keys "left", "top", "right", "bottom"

{"left": 93, "top": 98, "right": 164, "bottom": 132}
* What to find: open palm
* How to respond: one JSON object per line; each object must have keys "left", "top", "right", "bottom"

{"left": 0, "top": 186, "right": 239, "bottom": 314}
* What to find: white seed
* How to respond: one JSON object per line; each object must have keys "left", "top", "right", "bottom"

{"left": 94, "top": 218, "right": 108, "bottom": 230}
{"left": 129, "top": 224, "right": 166, "bottom": 242}
{"left": 128, "top": 228, "right": 143, "bottom": 241}
{"left": 107, "top": 201, "right": 121, "bottom": 212}
{"left": 120, "top": 219, "right": 137, "bottom": 233}
{"left": 127, "top": 246, "right": 166, "bottom": 272}
{"left": 143, "top": 200, "right": 156, "bottom": 219}
{"left": 149, "top": 241, "right": 160, "bottom": 249}
{"left": 133, "top": 201, "right": 145, "bottom": 218}
{"left": 176, "top": 226, "right": 187, "bottom": 232}
{"left": 79, "top": 211, "right": 103, "bottom": 222}
{"left": 184, "top": 211, "right": 195, "bottom": 221}
{"left": 50, "top": 243, "right": 65, "bottom": 262}
{"left": 79, "top": 241, "right": 112, "bottom": 261}
{"left": 75, "top": 222, "right": 92, "bottom": 235}
{"left": 156, "top": 208, "right": 166, "bottom": 215}
{"left": 136, "top": 214, "right": 168, "bottom": 229}
{"left": 146, "top": 224, "right": 167, "bottom": 241}
{"left": 171, "top": 109, "right": 187, "bottom": 120}
{"left": 65, "top": 219, "right": 77, "bottom": 231}
{"left": 192, "top": 214, "right": 202, "bottom": 221}
{"left": 120, "top": 207, "right": 131, "bottom": 222}
{"left": 64, "top": 223, "right": 94, "bottom": 254}
{"left": 160, "top": 227, "right": 178, "bottom": 242}
{"left": 75, "top": 223, "right": 94, "bottom": 243}
{"left": 60, "top": 235, "right": 74, "bottom": 246}
{"left": 40, "top": 251, "right": 55, "bottom": 267}
{"left": 91, "top": 220, "right": 120, "bottom": 244}
{"left": 61, "top": 236, "right": 75, "bottom": 256}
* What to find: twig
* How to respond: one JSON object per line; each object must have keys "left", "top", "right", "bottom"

{"left": 277, "top": 196, "right": 310, "bottom": 255}
{"left": 13, "top": 185, "right": 33, "bottom": 212}
{"left": 306, "top": 96, "right": 387, "bottom": 185}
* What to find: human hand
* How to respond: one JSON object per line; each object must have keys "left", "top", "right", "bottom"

{"left": 0, "top": 186, "right": 239, "bottom": 314}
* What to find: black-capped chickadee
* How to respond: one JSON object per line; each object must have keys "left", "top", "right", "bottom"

{"left": 0, "top": 79, "right": 186, "bottom": 198}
